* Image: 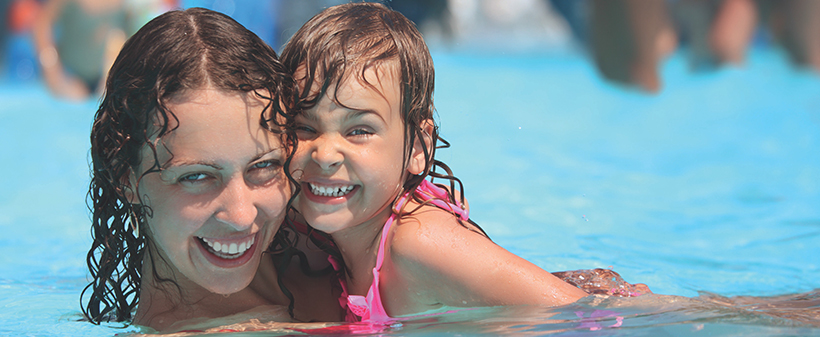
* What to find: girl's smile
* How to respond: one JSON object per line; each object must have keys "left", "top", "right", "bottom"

{"left": 302, "top": 181, "right": 359, "bottom": 204}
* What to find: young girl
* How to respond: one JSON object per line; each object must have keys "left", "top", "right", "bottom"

{"left": 280, "top": 3, "right": 590, "bottom": 323}
{"left": 84, "top": 8, "right": 340, "bottom": 332}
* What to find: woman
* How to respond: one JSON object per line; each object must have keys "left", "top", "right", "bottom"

{"left": 82, "top": 8, "right": 340, "bottom": 332}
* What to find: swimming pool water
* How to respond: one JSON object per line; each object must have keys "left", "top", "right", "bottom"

{"left": 0, "top": 48, "right": 818, "bottom": 335}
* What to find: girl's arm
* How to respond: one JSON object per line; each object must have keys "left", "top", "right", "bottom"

{"left": 386, "top": 206, "right": 588, "bottom": 314}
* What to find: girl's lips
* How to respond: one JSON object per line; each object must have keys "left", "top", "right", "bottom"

{"left": 196, "top": 232, "right": 258, "bottom": 268}
{"left": 302, "top": 182, "right": 358, "bottom": 205}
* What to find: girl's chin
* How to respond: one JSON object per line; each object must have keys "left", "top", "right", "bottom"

{"left": 300, "top": 216, "right": 351, "bottom": 234}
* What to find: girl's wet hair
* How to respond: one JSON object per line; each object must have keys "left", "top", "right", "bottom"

{"left": 82, "top": 7, "right": 298, "bottom": 324}
{"left": 280, "top": 2, "right": 488, "bottom": 238}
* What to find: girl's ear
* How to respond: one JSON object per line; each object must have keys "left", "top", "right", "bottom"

{"left": 408, "top": 119, "right": 434, "bottom": 176}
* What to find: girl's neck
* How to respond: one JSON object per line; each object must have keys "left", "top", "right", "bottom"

{"left": 331, "top": 205, "right": 394, "bottom": 293}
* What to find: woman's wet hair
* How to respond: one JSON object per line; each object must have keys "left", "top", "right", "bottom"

{"left": 280, "top": 2, "right": 488, "bottom": 238}
{"left": 82, "top": 7, "right": 297, "bottom": 324}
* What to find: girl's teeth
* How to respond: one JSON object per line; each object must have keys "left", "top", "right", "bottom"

{"left": 200, "top": 236, "right": 255, "bottom": 259}
{"left": 310, "top": 184, "right": 354, "bottom": 197}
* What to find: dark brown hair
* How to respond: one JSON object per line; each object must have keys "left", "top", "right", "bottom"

{"left": 82, "top": 7, "right": 294, "bottom": 324}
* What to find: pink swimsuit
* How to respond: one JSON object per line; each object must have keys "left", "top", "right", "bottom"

{"left": 330, "top": 180, "right": 470, "bottom": 323}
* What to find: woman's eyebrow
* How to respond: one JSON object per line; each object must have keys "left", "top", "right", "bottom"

{"left": 161, "top": 148, "right": 284, "bottom": 170}
{"left": 162, "top": 160, "right": 222, "bottom": 170}
{"left": 251, "top": 148, "right": 285, "bottom": 162}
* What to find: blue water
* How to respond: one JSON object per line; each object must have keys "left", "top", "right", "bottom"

{"left": 0, "top": 48, "right": 818, "bottom": 335}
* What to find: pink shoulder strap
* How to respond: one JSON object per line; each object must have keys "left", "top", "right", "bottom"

{"left": 415, "top": 180, "right": 469, "bottom": 221}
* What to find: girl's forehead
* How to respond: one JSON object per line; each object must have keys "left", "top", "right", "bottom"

{"left": 296, "top": 60, "right": 401, "bottom": 98}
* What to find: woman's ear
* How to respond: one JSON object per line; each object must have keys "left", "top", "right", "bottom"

{"left": 408, "top": 119, "right": 434, "bottom": 176}
{"left": 122, "top": 168, "right": 140, "bottom": 205}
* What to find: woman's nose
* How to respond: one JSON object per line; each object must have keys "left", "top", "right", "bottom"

{"left": 311, "top": 134, "right": 344, "bottom": 171}
{"left": 214, "top": 178, "right": 258, "bottom": 230}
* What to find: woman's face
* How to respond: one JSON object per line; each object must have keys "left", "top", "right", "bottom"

{"left": 133, "top": 88, "right": 289, "bottom": 295}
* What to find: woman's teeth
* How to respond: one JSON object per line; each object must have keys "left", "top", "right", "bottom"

{"left": 309, "top": 183, "right": 355, "bottom": 197}
{"left": 200, "top": 236, "right": 255, "bottom": 259}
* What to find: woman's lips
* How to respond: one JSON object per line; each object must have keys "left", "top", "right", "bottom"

{"left": 196, "top": 233, "right": 258, "bottom": 268}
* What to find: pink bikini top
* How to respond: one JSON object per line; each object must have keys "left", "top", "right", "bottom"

{"left": 330, "top": 179, "right": 469, "bottom": 323}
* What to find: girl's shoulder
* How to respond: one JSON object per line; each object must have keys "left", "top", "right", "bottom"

{"left": 389, "top": 202, "right": 489, "bottom": 272}
{"left": 385, "top": 205, "right": 492, "bottom": 306}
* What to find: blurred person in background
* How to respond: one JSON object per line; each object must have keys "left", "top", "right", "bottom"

{"left": 32, "top": 0, "right": 130, "bottom": 101}
{"left": 760, "top": 0, "right": 820, "bottom": 71}
{"left": 588, "top": 0, "right": 820, "bottom": 93}
{"left": 589, "top": 0, "right": 677, "bottom": 93}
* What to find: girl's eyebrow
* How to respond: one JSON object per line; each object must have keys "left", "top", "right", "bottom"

{"left": 300, "top": 108, "right": 321, "bottom": 122}
{"left": 345, "top": 108, "right": 385, "bottom": 124}
{"left": 299, "top": 107, "right": 385, "bottom": 124}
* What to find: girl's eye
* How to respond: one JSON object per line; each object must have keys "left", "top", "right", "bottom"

{"left": 294, "top": 124, "right": 317, "bottom": 140}
{"left": 349, "top": 128, "right": 373, "bottom": 137}
{"left": 294, "top": 124, "right": 315, "bottom": 134}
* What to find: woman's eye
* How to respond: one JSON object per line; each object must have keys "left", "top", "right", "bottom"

{"left": 178, "top": 173, "right": 209, "bottom": 184}
{"left": 252, "top": 160, "right": 281, "bottom": 170}
{"left": 248, "top": 159, "right": 282, "bottom": 185}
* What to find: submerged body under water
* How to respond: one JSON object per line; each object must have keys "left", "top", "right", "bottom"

{"left": 131, "top": 286, "right": 820, "bottom": 335}
{"left": 1, "top": 47, "right": 818, "bottom": 336}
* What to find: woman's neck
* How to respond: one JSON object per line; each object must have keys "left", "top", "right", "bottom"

{"left": 133, "top": 250, "right": 284, "bottom": 332}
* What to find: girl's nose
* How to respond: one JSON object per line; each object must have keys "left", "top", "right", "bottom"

{"left": 311, "top": 135, "right": 344, "bottom": 171}
{"left": 214, "top": 178, "right": 258, "bottom": 230}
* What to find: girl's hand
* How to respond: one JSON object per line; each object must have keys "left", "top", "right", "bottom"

{"left": 552, "top": 268, "right": 653, "bottom": 297}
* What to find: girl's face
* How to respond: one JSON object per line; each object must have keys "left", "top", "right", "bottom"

{"left": 292, "top": 66, "right": 420, "bottom": 234}
{"left": 134, "top": 88, "right": 289, "bottom": 295}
